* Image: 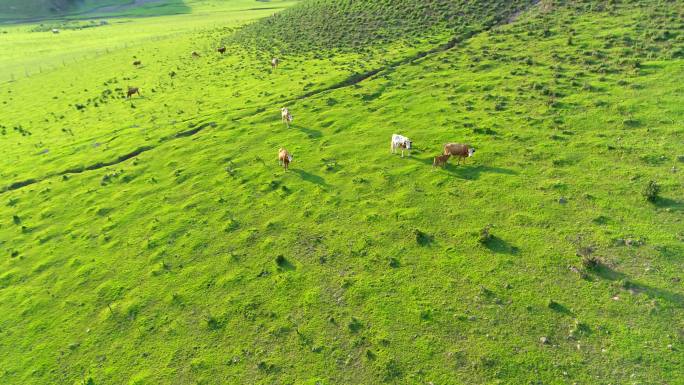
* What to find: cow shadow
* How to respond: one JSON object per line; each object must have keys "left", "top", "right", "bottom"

{"left": 445, "top": 163, "right": 517, "bottom": 180}
{"left": 293, "top": 124, "right": 323, "bottom": 139}
{"left": 409, "top": 155, "right": 517, "bottom": 180}
{"left": 292, "top": 169, "right": 329, "bottom": 187}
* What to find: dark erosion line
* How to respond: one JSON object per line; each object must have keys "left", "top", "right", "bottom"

{"left": 0, "top": 3, "right": 537, "bottom": 195}
{"left": 288, "top": 32, "right": 472, "bottom": 103}
{"left": 0, "top": 123, "right": 219, "bottom": 195}
{"left": 290, "top": 0, "right": 540, "bottom": 101}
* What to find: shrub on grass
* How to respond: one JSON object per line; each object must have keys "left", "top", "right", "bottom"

{"left": 348, "top": 317, "right": 362, "bottom": 333}
{"left": 580, "top": 255, "right": 600, "bottom": 270}
{"left": 414, "top": 229, "right": 432, "bottom": 246}
{"left": 576, "top": 244, "right": 601, "bottom": 270}
{"left": 642, "top": 180, "right": 660, "bottom": 203}
{"left": 478, "top": 225, "right": 493, "bottom": 244}
{"left": 205, "top": 314, "right": 223, "bottom": 330}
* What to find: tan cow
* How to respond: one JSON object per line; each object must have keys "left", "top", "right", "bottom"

{"left": 278, "top": 148, "right": 293, "bottom": 170}
{"left": 432, "top": 154, "right": 450, "bottom": 168}
{"left": 443, "top": 143, "right": 475, "bottom": 165}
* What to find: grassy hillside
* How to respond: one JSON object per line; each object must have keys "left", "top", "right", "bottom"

{"left": 0, "top": 0, "right": 190, "bottom": 22}
{"left": 1, "top": 0, "right": 683, "bottom": 384}
{"left": 229, "top": 0, "right": 534, "bottom": 53}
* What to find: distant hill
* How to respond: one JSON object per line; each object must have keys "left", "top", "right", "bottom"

{"left": 0, "top": 0, "right": 187, "bottom": 22}
{"left": 229, "top": 0, "right": 535, "bottom": 53}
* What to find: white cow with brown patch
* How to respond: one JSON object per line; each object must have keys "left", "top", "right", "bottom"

{"left": 390, "top": 134, "right": 412, "bottom": 157}
{"left": 281, "top": 107, "right": 293, "bottom": 128}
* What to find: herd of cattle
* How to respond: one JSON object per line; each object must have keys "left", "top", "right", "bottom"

{"left": 124, "top": 49, "right": 476, "bottom": 171}
{"left": 278, "top": 130, "right": 475, "bottom": 171}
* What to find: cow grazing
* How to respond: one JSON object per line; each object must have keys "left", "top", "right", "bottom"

{"left": 390, "top": 134, "right": 412, "bottom": 157}
{"left": 126, "top": 87, "right": 141, "bottom": 99}
{"left": 281, "top": 107, "right": 293, "bottom": 128}
{"left": 192, "top": 51, "right": 200, "bottom": 58}
{"left": 433, "top": 154, "right": 450, "bottom": 168}
{"left": 51, "top": 29, "right": 60, "bottom": 34}
{"left": 217, "top": 47, "right": 226, "bottom": 54}
{"left": 443, "top": 143, "right": 475, "bottom": 165}
{"left": 133, "top": 60, "right": 142, "bottom": 66}
{"left": 271, "top": 57, "right": 279, "bottom": 70}
{"left": 278, "top": 148, "right": 293, "bottom": 170}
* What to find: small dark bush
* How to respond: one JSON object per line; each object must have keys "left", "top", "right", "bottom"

{"left": 478, "top": 225, "right": 493, "bottom": 244}
{"left": 348, "top": 317, "right": 362, "bottom": 333}
{"left": 642, "top": 180, "right": 660, "bottom": 203}
{"left": 414, "top": 229, "right": 432, "bottom": 246}
{"left": 205, "top": 314, "right": 223, "bottom": 330}
{"left": 580, "top": 255, "right": 600, "bottom": 270}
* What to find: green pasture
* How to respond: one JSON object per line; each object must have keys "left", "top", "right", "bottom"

{"left": 0, "top": 0, "right": 682, "bottom": 384}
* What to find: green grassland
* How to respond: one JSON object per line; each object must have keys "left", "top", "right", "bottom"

{"left": 0, "top": 0, "right": 188, "bottom": 22}
{"left": 1, "top": 0, "right": 683, "bottom": 384}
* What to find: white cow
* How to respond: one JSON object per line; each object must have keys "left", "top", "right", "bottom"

{"left": 390, "top": 134, "right": 412, "bottom": 157}
{"left": 281, "top": 107, "right": 293, "bottom": 128}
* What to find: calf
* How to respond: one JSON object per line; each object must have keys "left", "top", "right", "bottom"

{"left": 281, "top": 107, "right": 293, "bottom": 128}
{"left": 217, "top": 47, "right": 226, "bottom": 54}
{"left": 433, "top": 154, "right": 450, "bottom": 168}
{"left": 390, "top": 134, "right": 412, "bottom": 157}
{"left": 278, "top": 148, "right": 293, "bottom": 170}
{"left": 126, "top": 87, "right": 141, "bottom": 99}
{"left": 271, "top": 57, "right": 279, "bottom": 70}
{"left": 443, "top": 143, "right": 475, "bottom": 165}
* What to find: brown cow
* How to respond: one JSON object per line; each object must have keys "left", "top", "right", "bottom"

{"left": 443, "top": 143, "right": 475, "bottom": 165}
{"left": 217, "top": 47, "right": 226, "bottom": 54}
{"left": 192, "top": 51, "right": 200, "bottom": 58}
{"left": 126, "top": 87, "right": 141, "bottom": 99}
{"left": 432, "top": 154, "right": 450, "bottom": 168}
{"left": 278, "top": 148, "right": 293, "bottom": 170}
{"left": 133, "top": 60, "right": 142, "bottom": 66}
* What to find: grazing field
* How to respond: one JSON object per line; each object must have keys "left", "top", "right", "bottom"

{"left": 1, "top": 0, "right": 683, "bottom": 384}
